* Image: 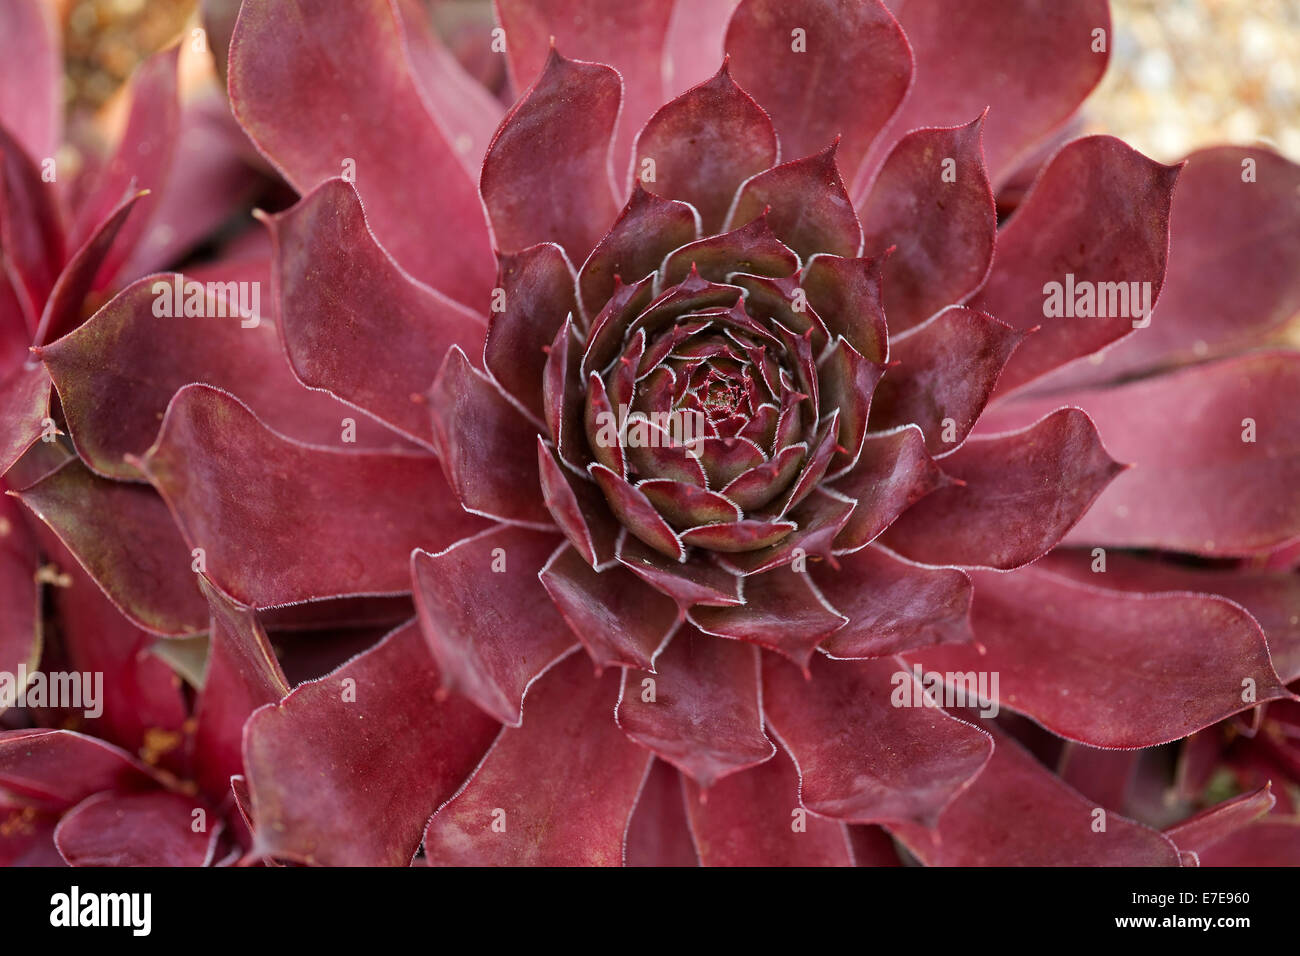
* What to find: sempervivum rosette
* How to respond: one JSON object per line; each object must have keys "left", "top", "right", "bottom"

{"left": 3, "top": 0, "right": 1299, "bottom": 868}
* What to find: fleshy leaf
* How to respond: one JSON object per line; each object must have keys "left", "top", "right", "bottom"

{"left": 814, "top": 545, "right": 972, "bottom": 659}
{"left": 495, "top": 0, "right": 676, "bottom": 173}
{"left": 429, "top": 347, "right": 553, "bottom": 527}
{"left": 633, "top": 62, "right": 777, "bottom": 234}
{"left": 883, "top": 409, "right": 1123, "bottom": 569}
{"left": 480, "top": 49, "right": 620, "bottom": 265}
{"left": 137, "top": 384, "right": 486, "bottom": 606}
{"left": 907, "top": 566, "right": 1291, "bottom": 747}
{"left": 971, "top": 136, "right": 1180, "bottom": 394}
{"left": 725, "top": 0, "right": 910, "bottom": 179}
{"left": 0, "top": 494, "right": 39, "bottom": 698}
{"left": 68, "top": 47, "right": 179, "bottom": 291}
{"left": 411, "top": 526, "right": 575, "bottom": 726}
{"left": 41, "top": 272, "right": 413, "bottom": 482}
{"left": 1165, "top": 785, "right": 1276, "bottom": 859}
{"left": 1040, "top": 146, "right": 1300, "bottom": 386}
{"left": 888, "top": 728, "right": 1180, "bottom": 866}
{"left": 617, "top": 625, "right": 773, "bottom": 787}
{"left": 267, "top": 179, "right": 485, "bottom": 447}
{"left": 882, "top": 0, "right": 1110, "bottom": 187}
{"left": 683, "top": 745, "right": 853, "bottom": 866}
{"left": 1036, "top": 549, "right": 1300, "bottom": 684}
{"left": 624, "top": 758, "right": 698, "bottom": 866}
{"left": 14, "top": 459, "right": 206, "bottom": 636}
{"left": 690, "top": 565, "right": 846, "bottom": 666}
{"left": 727, "top": 142, "right": 862, "bottom": 259}
{"left": 857, "top": 119, "right": 996, "bottom": 332}
{"left": 486, "top": 243, "right": 579, "bottom": 421}
{"left": 764, "top": 653, "right": 992, "bottom": 825}
{"left": 0, "top": 0, "right": 59, "bottom": 162}
{"left": 244, "top": 621, "right": 498, "bottom": 866}
{"left": 540, "top": 545, "right": 678, "bottom": 671}
{"left": 982, "top": 353, "right": 1300, "bottom": 557}
{"left": 55, "top": 791, "right": 217, "bottom": 867}
{"left": 830, "top": 426, "right": 947, "bottom": 551}
{"left": 229, "top": 0, "right": 494, "bottom": 306}
{"left": 578, "top": 184, "right": 700, "bottom": 316}
{"left": 424, "top": 652, "right": 652, "bottom": 866}
{"left": 0, "top": 729, "right": 156, "bottom": 810}
{"left": 867, "top": 306, "right": 1023, "bottom": 453}
{"left": 192, "top": 576, "right": 289, "bottom": 801}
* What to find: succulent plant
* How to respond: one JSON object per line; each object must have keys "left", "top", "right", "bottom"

{"left": 1, "top": 0, "right": 1298, "bottom": 868}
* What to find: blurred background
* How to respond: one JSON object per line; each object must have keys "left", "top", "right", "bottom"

{"left": 46, "top": 0, "right": 1300, "bottom": 162}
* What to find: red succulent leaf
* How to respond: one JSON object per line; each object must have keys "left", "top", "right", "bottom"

{"left": 633, "top": 61, "right": 778, "bottom": 234}
{"left": 764, "top": 653, "right": 993, "bottom": 826}
{"left": 880, "top": 0, "right": 1111, "bottom": 188}
{"left": 883, "top": 408, "right": 1124, "bottom": 569}
{"left": 578, "top": 183, "right": 700, "bottom": 317}
{"left": 34, "top": 187, "right": 147, "bottom": 347}
{"left": 14, "top": 459, "right": 206, "bottom": 636}
{"left": 137, "top": 384, "right": 487, "bottom": 606}
{"left": 907, "top": 566, "right": 1292, "bottom": 747}
{"left": 267, "top": 179, "right": 485, "bottom": 448}
{"left": 888, "top": 728, "right": 1181, "bottom": 866}
{"left": 539, "top": 544, "right": 678, "bottom": 671}
{"left": 0, "top": 0, "right": 59, "bottom": 163}
{"left": 728, "top": 141, "right": 863, "bottom": 261}
{"left": 424, "top": 652, "right": 652, "bottom": 866}
{"left": 191, "top": 576, "right": 290, "bottom": 802}
{"left": 230, "top": 0, "right": 494, "bottom": 307}
{"left": 624, "top": 758, "right": 698, "bottom": 867}
{"left": 616, "top": 624, "right": 773, "bottom": 787}
{"left": 857, "top": 117, "right": 996, "bottom": 332}
{"left": 1042, "top": 145, "right": 1300, "bottom": 387}
{"left": 485, "top": 243, "right": 580, "bottom": 424}
{"left": 691, "top": 565, "right": 846, "bottom": 667}
{"left": 798, "top": 253, "right": 888, "bottom": 363}
{"left": 429, "top": 347, "right": 553, "bottom": 527}
{"left": 411, "top": 526, "right": 575, "bottom": 726}
{"left": 481, "top": 48, "right": 621, "bottom": 264}
{"left": 0, "top": 729, "right": 158, "bottom": 810}
{"left": 972, "top": 136, "right": 1181, "bottom": 394}
{"left": 66, "top": 46, "right": 180, "bottom": 292}
{"left": 683, "top": 744, "right": 854, "bottom": 866}
{"left": 830, "top": 425, "right": 948, "bottom": 551}
{"left": 54, "top": 791, "right": 218, "bottom": 867}
{"left": 0, "top": 492, "right": 39, "bottom": 693}
{"left": 536, "top": 438, "right": 619, "bottom": 568}
{"left": 243, "top": 620, "right": 499, "bottom": 866}
{"left": 982, "top": 352, "right": 1300, "bottom": 556}
{"left": 1165, "top": 785, "right": 1276, "bottom": 862}
{"left": 1037, "top": 549, "right": 1300, "bottom": 684}
{"left": 1197, "top": 820, "right": 1300, "bottom": 867}
{"left": 40, "top": 274, "right": 411, "bottom": 483}
{"left": 494, "top": 0, "right": 676, "bottom": 174}
{"left": 0, "top": 122, "right": 63, "bottom": 330}
{"left": 725, "top": 0, "right": 911, "bottom": 181}
{"left": 33, "top": 537, "right": 189, "bottom": 762}
{"left": 814, "top": 544, "right": 973, "bottom": 659}
{"left": 395, "top": 0, "right": 504, "bottom": 171}
{"left": 867, "top": 306, "right": 1025, "bottom": 453}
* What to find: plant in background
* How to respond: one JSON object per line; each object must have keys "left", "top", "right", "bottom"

{"left": 1, "top": 0, "right": 1298, "bottom": 867}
